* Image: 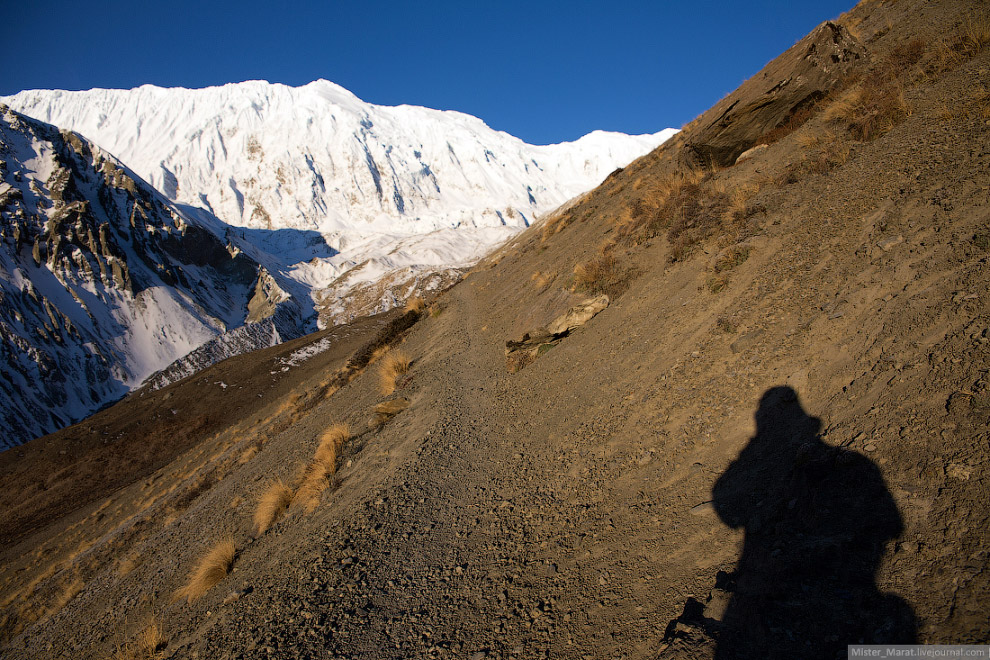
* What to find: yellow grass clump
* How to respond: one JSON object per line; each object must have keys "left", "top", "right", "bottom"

{"left": 252, "top": 480, "right": 294, "bottom": 535}
{"left": 174, "top": 538, "right": 236, "bottom": 603}
{"left": 294, "top": 424, "right": 351, "bottom": 512}
{"left": 135, "top": 620, "right": 166, "bottom": 658}
{"left": 369, "top": 345, "right": 390, "bottom": 364}
{"left": 52, "top": 574, "right": 83, "bottom": 613}
{"left": 117, "top": 551, "right": 142, "bottom": 577}
{"left": 573, "top": 253, "right": 620, "bottom": 296}
{"left": 378, "top": 349, "right": 411, "bottom": 395}
{"left": 825, "top": 79, "right": 910, "bottom": 141}
{"left": 110, "top": 617, "right": 166, "bottom": 659}
{"left": 237, "top": 445, "right": 259, "bottom": 465}
{"left": 404, "top": 296, "right": 426, "bottom": 314}
{"left": 293, "top": 462, "right": 332, "bottom": 513}
{"left": 316, "top": 423, "right": 350, "bottom": 463}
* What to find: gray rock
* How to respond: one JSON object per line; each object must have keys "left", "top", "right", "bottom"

{"left": 688, "top": 22, "right": 866, "bottom": 167}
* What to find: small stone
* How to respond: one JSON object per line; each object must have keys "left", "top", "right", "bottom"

{"left": 734, "top": 143, "right": 769, "bottom": 165}
{"left": 864, "top": 443, "right": 877, "bottom": 452}
{"left": 878, "top": 235, "right": 904, "bottom": 252}
{"left": 689, "top": 501, "right": 715, "bottom": 516}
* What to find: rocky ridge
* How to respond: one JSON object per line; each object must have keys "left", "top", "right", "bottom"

{"left": 0, "top": 106, "right": 297, "bottom": 446}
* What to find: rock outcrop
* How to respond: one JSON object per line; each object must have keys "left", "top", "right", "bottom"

{"left": 688, "top": 21, "right": 866, "bottom": 167}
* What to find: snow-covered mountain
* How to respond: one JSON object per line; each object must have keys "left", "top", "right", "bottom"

{"left": 3, "top": 81, "right": 675, "bottom": 324}
{"left": 0, "top": 106, "right": 301, "bottom": 448}
{"left": 0, "top": 81, "right": 674, "bottom": 446}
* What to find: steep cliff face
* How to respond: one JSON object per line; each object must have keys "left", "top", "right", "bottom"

{"left": 0, "top": 106, "right": 264, "bottom": 446}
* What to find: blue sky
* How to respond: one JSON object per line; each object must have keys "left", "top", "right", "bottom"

{"left": 4, "top": 1, "right": 855, "bottom": 145}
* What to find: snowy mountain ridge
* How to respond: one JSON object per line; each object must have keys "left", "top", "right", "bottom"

{"left": 0, "top": 105, "right": 298, "bottom": 447}
{"left": 3, "top": 80, "right": 676, "bottom": 325}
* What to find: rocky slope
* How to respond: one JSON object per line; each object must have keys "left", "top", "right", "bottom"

{"left": 0, "top": 106, "right": 298, "bottom": 447}
{"left": 3, "top": 81, "right": 676, "bottom": 326}
{"left": 1, "top": 0, "right": 988, "bottom": 658}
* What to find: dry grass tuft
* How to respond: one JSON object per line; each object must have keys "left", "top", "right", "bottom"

{"left": 619, "top": 166, "right": 760, "bottom": 262}
{"left": 317, "top": 423, "right": 350, "bottom": 456}
{"left": 530, "top": 271, "right": 555, "bottom": 291}
{"left": 174, "top": 538, "right": 236, "bottom": 603}
{"left": 368, "top": 345, "right": 390, "bottom": 365}
{"left": 253, "top": 480, "right": 294, "bottom": 535}
{"left": 620, "top": 172, "right": 679, "bottom": 239}
{"left": 713, "top": 245, "right": 752, "bottom": 273}
{"left": 237, "top": 445, "right": 259, "bottom": 465}
{"left": 889, "top": 37, "right": 926, "bottom": 72}
{"left": 825, "top": 73, "right": 910, "bottom": 141}
{"left": 293, "top": 461, "right": 333, "bottom": 513}
{"left": 804, "top": 135, "right": 852, "bottom": 175}
{"left": 136, "top": 620, "right": 166, "bottom": 657}
{"left": 52, "top": 574, "right": 83, "bottom": 612}
{"left": 540, "top": 210, "right": 576, "bottom": 243}
{"left": 312, "top": 426, "right": 345, "bottom": 474}
{"left": 377, "top": 349, "right": 411, "bottom": 395}
{"left": 573, "top": 252, "right": 625, "bottom": 298}
{"left": 706, "top": 273, "right": 731, "bottom": 293}
{"left": 117, "top": 551, "right": 142, "bottom": 578}
{"left": 927, "top": 18, "right": 990, "bottom": 73}
{"left": 294, "top": 424, "right": 351, "bottom": 512}
{"left": 797, "top": 132, "right": 822, "bottom": 150}
{"left": 109, "top": 617, "right": 166, "bottom": 659}
{"left": 404, "top": 296, "right": 426, "bottom": 314}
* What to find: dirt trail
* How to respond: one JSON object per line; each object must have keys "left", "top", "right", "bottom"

{"left": 185, "top": 279, "right": 575, "bottom": 658}
{"left": 176, "top": 275, "right": 694, "bottom": 659}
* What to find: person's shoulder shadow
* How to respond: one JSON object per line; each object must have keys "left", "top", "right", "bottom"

{"left": 665, "top": 386, "right": 916, "bottom": 660}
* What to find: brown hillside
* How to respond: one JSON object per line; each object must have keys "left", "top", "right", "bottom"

{"left": 2, "top": 0, "right": 988, "bottom": 658}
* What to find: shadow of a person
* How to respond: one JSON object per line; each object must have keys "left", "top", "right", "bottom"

{"left": 711, "top": 386, "right": 915, "bottom": 659}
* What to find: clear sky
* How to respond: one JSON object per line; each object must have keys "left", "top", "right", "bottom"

{"left": 3, "top": 1, "right": 855, "bottom": 145}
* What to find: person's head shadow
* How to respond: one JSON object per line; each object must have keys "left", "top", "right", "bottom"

{"left": 663, "top": 386, "right": 916, "bottom": 659}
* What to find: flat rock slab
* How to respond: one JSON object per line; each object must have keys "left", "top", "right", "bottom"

{"left": 505, "top": 295, "right": 609, "bottom": 372}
